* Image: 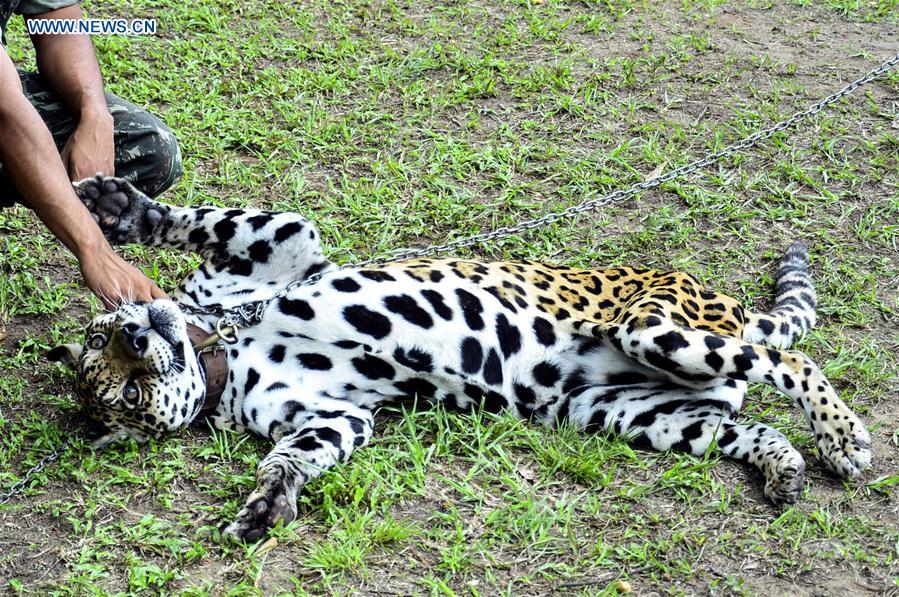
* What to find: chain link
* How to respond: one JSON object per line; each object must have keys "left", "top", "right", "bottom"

{"left": 4, "top": 53, "right": 897, "bottom": 506}
{"left": 0, "top": 439, "right": 72, "bottom": 506}
{"left": 199, "top": 52, "right": 899, "bottom": 332}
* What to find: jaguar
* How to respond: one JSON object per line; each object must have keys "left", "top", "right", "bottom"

{"left": 50, "top": 175, "right": 872, "bottom": 542}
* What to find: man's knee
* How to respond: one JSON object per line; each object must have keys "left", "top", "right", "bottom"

{"left": 109, "top": 98, "right": 182, "bottom": 198}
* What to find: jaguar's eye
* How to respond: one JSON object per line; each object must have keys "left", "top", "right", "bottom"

{"left": 88, "top": 333, "right": 108, "bottom": 350}
{"left": 122, "top": 382, "right": 141, "bottom": 404}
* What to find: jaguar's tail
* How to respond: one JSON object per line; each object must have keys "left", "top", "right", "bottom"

{"left": 742, "top": 241, "right": 817, "bottom": 349}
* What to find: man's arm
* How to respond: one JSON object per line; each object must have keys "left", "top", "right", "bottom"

{"left": 27, "top": 3, "right": 114, "bottom": 180}
{"left": 0, "top": 45, "right": 165, "bottom": 308}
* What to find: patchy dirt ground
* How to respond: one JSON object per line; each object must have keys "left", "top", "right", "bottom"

{"left": 1, "top": 0, "right": 898, "bottom": 594}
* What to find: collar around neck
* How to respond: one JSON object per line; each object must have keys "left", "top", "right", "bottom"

{"left": 185, "top": 323, "right": 228, "bottom": 421}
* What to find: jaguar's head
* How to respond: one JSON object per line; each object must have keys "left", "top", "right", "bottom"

{"left": 49, "top": 300, "right": 206, "bottom": 447}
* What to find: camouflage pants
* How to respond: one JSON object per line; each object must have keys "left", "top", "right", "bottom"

{"left": 0, "top": 70, "right": 182, "bottom": 208}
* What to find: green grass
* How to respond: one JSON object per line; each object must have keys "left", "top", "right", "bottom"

{"left": 2, "top": 0, "right": 899, "bottom": 594}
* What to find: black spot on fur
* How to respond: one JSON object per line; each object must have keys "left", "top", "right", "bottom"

{"left": 630, "top": 432, "right": 653, "bottom": 449}
{"left": 655, "top": 330, "right": 689, "bottom": 353}
{"left": 351, "top": 354, "right": 395, "bottom": 380}
{"left": 495, "top": 314, "right": 522, "bottom": 358}
{"left": 226, "top": 256, "right": 254, "bottom": 276}
{"left": 705, "top": 352, "right": 724, "bottom": 372}
{"left": 607, "top": 371, "right": 649, "bottom": 385}
{"left": 279, "top": 298, "right": 315, "bottom": 320}
{"left": 248, "top": 240, "right": 272, "bottom": 263}
{"left": 294, "top": 436, "right": 321, "bottom": 452}
{"left": 671, "top": 420, "right": 706, "bottom": 452}
{"left": 384, "top": 295, "right": 434, "bottom": 329}
{"left": 297, "top": 353, "right": 333, "bottom": 370}
{"left": 704, "top": 335, "right": 726, "bottom": 350}
{"left": 585, "top": 409, "right": 607, "bottom": 432}
{"left": 395, "top": 378, "right": 438, "bottom": 398}
{"left": 482, "top": 349, "right": 503, "bottom": 385}
{"left": 481, "top": 391, "right": 506, "bottom": 413}
{"left": 247, "top": 214, "right": 273, "bottom": 230}
{"left": 717, "top": 428, "right": 738, "bottom": 449}
{"left": 345, "top": 416, "right": 367, "bottom": 435}
{"left": 343, "top": 305, "right": 392, "bottom": 339}
{"left": 532, "top": 317, "right": 556, "bottom": 346}
{"left": 733, "top": 345, "right": 760, "bottom": 372}
{"left": 486, "top": 286, "right": 517, "bottom": 312}
{"left": 334, "top": 340, "right": 361, "bottom": 350}
{"left": 303, "top": 261, "right": 328, "bottom": 280}
{"left": 460, "top": 337, "right": 484, "bottom": 374}
{"left": 332, "top": 278, "right": 361, "bottom": 292}
{"left": 393, "top": 347, "right": 434, "bottom": 373}
{"left": 465, "top": 384, "right": 507, "bottom": 414}
{"left": 312, "top": 427, "right": 343, "bottom": 450}
{"left": 630, "top": 399, "right": 690, "bottom": 428}
{"left": 188, "top": 228, "right": 209, "bottom": 245}
{"left": 514, "top": 383, "right": 536, "bottom": 404}
{"left": 274, "top": 221, "right": 304, "bottom": 243}
{"left": 269, "top": 345, "right": 286, "bottom": 363}
{"left": 315, "top": 410, "right": 346, "bottom": 419}
{"left": 781, "top": 374, "right": 795, "bottom": 390}
{"left": 213, "top": 218, "right": 237, "bottom": 243}
{"left": 360, "top": 270, "right": 396, "bottom": 282}
{"left": 577, "top": 339, "right": 601, "bottom": 355}
{"left": 421, "top": 289, "right": 453, "bottom": 320}
{"left": 455, "top": 289, "right": 485, "bottom": 330}
{"left": 244, "top": 368, "right": 260, "bottom": 395}
{"left": 562, "top": 370, "right": 587, "bottom": 394}
{"left": 533, "top": 362, "right": 561, "bottom": 387}
{"left": 442, "top": 393, "right": 462, "bottom": 412}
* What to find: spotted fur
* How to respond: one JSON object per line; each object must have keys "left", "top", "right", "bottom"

{"left": 52, "top": 176, "right": 872, "bottom": 542}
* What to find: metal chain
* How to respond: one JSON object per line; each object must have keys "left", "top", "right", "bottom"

{"left": 0, "top": 438, "right": 73, "bottom": 506}
{"left": 3, "top": 53, "right": 897, "bottom": 506}
{"left": 196, "top": 52, "right": 899, "bottom": 333}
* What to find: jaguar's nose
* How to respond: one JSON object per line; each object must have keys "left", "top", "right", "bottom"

{"left": 120, "top": 322, "right": 150, "bottom": 355}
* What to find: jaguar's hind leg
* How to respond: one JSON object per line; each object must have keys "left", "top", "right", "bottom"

{"left": 594, "top": 316, "right": 871, "bottom": 482}
{"left": 223, "top": 406, "right": 374, "bottom": 542}
{"left": 571, "top": 386, "right": 806, "bottom": 502}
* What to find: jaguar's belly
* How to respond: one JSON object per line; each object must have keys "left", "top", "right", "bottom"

{"left": 219, "top": 313, "right": 674, "bottom": 439}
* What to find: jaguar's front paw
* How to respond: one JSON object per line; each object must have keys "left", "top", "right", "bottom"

{"left": 74, "top": 175, "right": 169, "bottom": 245}
{"left": 222, "top": 483, "right": 297, "bottom": 543}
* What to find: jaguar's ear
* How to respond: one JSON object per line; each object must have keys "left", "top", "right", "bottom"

{"left": 47, "top": 343, "right": 83, "bottom": 370}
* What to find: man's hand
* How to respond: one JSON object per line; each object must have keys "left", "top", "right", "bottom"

{"left": 79, "top": 243, "right": 168, "bottom": 309}
{"left": 2, "top": 47, "right": 166, "bottom": 311}
{"left": 61, "top": 110, "right": 115, "bottom": 181}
